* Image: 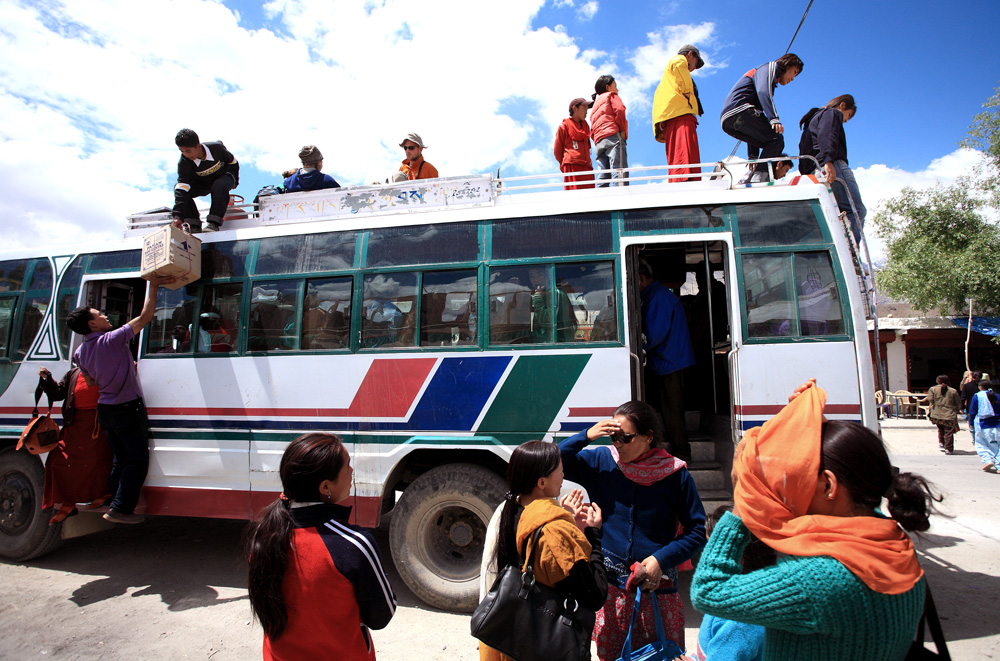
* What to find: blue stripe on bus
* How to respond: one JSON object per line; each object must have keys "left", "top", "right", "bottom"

{"left": 404, "top": 356, "right": 511, "bottom": 431}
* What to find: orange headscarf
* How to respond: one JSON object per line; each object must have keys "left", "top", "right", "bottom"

{"left": 734, "top": 381, "right": 923, "bottom": 595}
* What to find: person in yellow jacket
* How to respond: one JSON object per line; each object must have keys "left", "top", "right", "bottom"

{"left": 652, "top": 45, "right": 704, "bottom": 182}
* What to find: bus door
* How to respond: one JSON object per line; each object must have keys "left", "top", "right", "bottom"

{"left": 80, "top": 278, "right": 146, "bottom": 360}
{"left": 623, "top": 239, "right": 734, "bottom": 440}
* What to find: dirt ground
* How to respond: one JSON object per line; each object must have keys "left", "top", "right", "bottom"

{"left": 0, "top": 419, "right": 998, "bottom": 660}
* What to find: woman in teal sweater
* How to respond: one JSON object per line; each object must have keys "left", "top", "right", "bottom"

{"left": 691, "top": 381, "right": 938, "bottom": 660}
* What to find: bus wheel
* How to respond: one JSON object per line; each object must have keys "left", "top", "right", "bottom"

{"left": 389, "top": 463, "right": 505, "bottom": 612}
{"left": 0, "top": 448, "right": 63, "bottom": 561}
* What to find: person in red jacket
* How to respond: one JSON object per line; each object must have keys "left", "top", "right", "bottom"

{"left": 247, "top": 433, "right": 396, "bottom": 660}
{"left": 554, "top": 97, "right": 595, "bottom": 190}
{"left": 590, "top": 74, "right": 629, "bottom": 187}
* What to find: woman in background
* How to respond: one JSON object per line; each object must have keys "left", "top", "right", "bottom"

{"left": 590, "top": 74, "right": 629, "bottom": 186}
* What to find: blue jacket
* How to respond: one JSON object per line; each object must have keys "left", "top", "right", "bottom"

{"left": 559, "top": 430, "right": 706, "bottom": 593}
{"left": 967, "top": 390, "right": 1000, "bottom": 431}
{"left": 284, "top": 168, "right": 341, "bottom": 192}
{"left": 720, "top": 61, "right": 783, "bottom": 126}
{"left": 641, "top": 281, "right": 695, "bottom": 376}
{"left": 799, "top": 107, "right": 849, "bottom": 175}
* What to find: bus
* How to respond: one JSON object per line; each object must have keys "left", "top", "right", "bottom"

{"left": 0, "top": 163, "right": 875, "bottom": 611}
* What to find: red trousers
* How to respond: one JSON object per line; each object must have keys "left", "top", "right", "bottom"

{"left": 661, "top": 114, "right": 701, "bottom": 182}
{"left": 561, "top": 163, "right": 596, "bottom": 190}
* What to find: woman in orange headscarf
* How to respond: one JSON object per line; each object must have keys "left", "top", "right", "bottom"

{"left": 691, "top": 380, "right": 937, "bottom": 660}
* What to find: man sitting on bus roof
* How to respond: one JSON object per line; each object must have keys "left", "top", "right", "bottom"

{"left": 171, "top": 128, "right": 240, "bottom": 233}
{"left": 66, "top": 274, "right": 175, "bottom": 525}
{"left": 399, "top": 133, "right": 439, "bottom": 181}
{"left": 284, "top": 145, "right": 341, "bottom": 192}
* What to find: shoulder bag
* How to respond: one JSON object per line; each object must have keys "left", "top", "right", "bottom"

{"left": 907, "top": 582, "right": 951, "bottom": 660}
{"left": 616, "top": 587, "right": 685, "bottom": 661}
{"left": 16, "top": 376, "right": 60, "bottom": 455}
{"left": 471, "top": 522, "right": 596, "bottom": 661}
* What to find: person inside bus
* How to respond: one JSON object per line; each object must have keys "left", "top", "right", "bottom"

{"left": 247, "top": 433, "right": 396, "bottom": 660}
{"left": 652, "top": 44, "right": 704, "bottom": 182}
{"left": 638, "top": 260, "right": 695, "bottom": 461}
{"left": 283, "top": 145, "right": 341, "bottom": 192}
{"left": 797, "top": 94, "right": 867, "bottom": 244}
{"left": 720, "top": 54, "right": 803, "bottom": 183}
{"left": 171, "top": 128, "right": 239, "bottom": 233}
{"left": 399, "top": 133, "right": 439, "bottom": 181}
{"left": 66, "top": 274, "right": 174, "bottom": 525}
{"left": 528, "top": 267, "right": 576, "bottom": 343}
{"left": 560, "top": 401, "right": 706, "bottom": 660}
{"left": 691, "top": 380, "right": 935, "bottom": 660}
{"left": 38, "top": 365, "right": 113, "bottom": 524}
{"left": 591, "top": 74, "right": 629, "bottom": 186}
{"left": 554, "top": 97, "right": 595, "bottom": 190}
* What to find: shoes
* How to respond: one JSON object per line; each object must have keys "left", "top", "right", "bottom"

{"left": 202, "top": 222, "right": 220, "bottom": 233}
{"left": 49, "top": 506, "right": 78, "bottom": 525}
{"left": 87, "top": 494, "right": 112, "bottom": 509}
{"left": 944, "top": 450, "right": 953, "bottom": 455}
{"left": 103, "top": 510, "right": 145, "bottom": 525}
{"left": 984, "top": 462, "right": 995, "bottom": 472}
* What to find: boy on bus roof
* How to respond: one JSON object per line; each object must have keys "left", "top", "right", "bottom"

{"left": 66, "top": 274, "right": 174, "bottom": 525}
{"left": 284, "top": 145, "right": 341, "bottom": 192}
{"left": 172, "top": 128, "right": 240, "bottom": 233}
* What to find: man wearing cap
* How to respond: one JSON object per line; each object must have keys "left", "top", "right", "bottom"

{"left": 652, "top": 45, "right": 705, "bottom": 182}
{"left": 553, "top": 97, "right": 595, "bottom": 190}
{"left": 284, "top": 145, "right": 341, "bottom": 192}
{"left": 399, "top": 133, "right": 439, "bottom": 181}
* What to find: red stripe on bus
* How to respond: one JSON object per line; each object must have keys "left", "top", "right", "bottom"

{"left": 567, "top": 407, "right": 617, "bottom": 417}
{"left": 734, "top": 404, "right": 861, "bottom": 415}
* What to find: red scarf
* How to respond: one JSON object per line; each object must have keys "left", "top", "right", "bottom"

{"left": 610, "top": 446, "right": 686, "bottom": 485}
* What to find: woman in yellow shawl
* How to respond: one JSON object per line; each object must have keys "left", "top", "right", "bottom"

{"left": 480, "top": 440, "right": 608, "bottom": 661}
{"left": 691, "top": 380, "right": 939, "bottom": 660}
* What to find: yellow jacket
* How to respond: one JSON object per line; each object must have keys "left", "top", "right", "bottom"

{"left": 652, "top": 54, "right": 696, "bottom": 140}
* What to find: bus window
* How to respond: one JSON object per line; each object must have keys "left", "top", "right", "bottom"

{"left": 743, "top": 253, "right": 795, "bottom": 338}
{"left": 149, "top": 287, "right": 197, "bottom": 354}
{"left": 56, "top": 257, "right": 85, "bottom": 358}
{"left": 488, "top": 266, "right": 574, "bottom": 345}
{"left": 304, "top": 277, "right": 352, "bottom": 350}
{"left": 0, "top": 297, "right": 16, "bottom": 356}
{"left": 794, "top": 253, "right": 843, "bottom": 336}
{"left": 256, "top": 231, "right": 357, "bottom": 275}
{"left": 735, "top": 202, "right": 823, "bottom": 247}
{"left": 0, "top": 259, "right": 29, "bottom": 290}
{"left": 623, "top": 205, "right": 725, "bottom": 232}
{"left": 15, "top": 260, "right": 53, "bottom": 359}
{"left": 199, "top": 284, "right": 242, "bottom": 353}
{"left": 248, "top": 280, "right": 300, "bottom": 351}
{"left": 491, "top": 213, "right": 612, "bottom": 259}
{"left": 421, "top": 269, "right": 477, "bottom": 347}
{"left": 366, "top": 222, "right": 479, "bottom": 268}
{"left": 362, "top": 273, "right": 417, "bottom": 349}
{"left": 87, "top": 250, "right": 141, "bottom": 273}
{"left": 202, "top": 241, "right": 251, "bottom": 280}
{"left": 555, "top": 262, "right": 617, "bottom": 342}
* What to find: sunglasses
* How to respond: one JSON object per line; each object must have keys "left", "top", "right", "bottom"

{"left": 612, "top": 432, "right": 639, "bottom": 444}
{"left": 403, "top": 145, "right": 419, "bottom": 151}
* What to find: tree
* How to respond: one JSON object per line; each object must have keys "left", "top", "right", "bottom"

{"left": 874, "top": 84, "right": 1000, "bottom": 317}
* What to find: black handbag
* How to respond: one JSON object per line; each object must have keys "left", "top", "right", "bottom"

{"left": 471, "top": 523, "right": 596, "bottom": 661}
{"left": 907, "top": 582, "right": 950, "bottom": 660}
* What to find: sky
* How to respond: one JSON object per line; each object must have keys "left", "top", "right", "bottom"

{"left": 1, "top": 0, "right": 999, "bottom": 259}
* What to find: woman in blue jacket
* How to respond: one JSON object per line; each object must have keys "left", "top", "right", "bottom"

{"left": 967, "top": 379, "right": 1000, "bottom": 472}
{"left": 560, "top": 401, "right": 706, "bottom": 660}
{"left": 720, "top": 54, "right": 803, "bottom": 181}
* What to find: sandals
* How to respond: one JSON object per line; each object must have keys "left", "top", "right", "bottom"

{"left": 49, "top": 506, "right": 78, "bottom": 525}
{"left": 87, "top": 495, "right": 112, "bottom": 510}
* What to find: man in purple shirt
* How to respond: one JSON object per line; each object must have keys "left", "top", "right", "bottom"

{"left": 67, "top": 275, "right": 173, "bottom": 524}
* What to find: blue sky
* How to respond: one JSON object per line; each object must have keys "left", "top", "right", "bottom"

{"left": 1, "top": 0, "right": 998, "bottom": 255}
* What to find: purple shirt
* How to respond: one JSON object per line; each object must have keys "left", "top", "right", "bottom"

{"left": 74, "top": 325, "right": 144, "bottom": 405}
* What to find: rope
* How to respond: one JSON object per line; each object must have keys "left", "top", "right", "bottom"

{"left": 726, "top": 0, "right": 815, "bottom": 159}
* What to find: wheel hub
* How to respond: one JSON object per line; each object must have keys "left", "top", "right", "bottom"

{"left": 0, "top": 470, "right": 34, "bottom": 535}
{"left": 448, "top": 520, "right": 474, "bottom": 547}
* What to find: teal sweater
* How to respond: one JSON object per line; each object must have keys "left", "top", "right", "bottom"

{"left": 690, "top": 512, "right": 924, "bottom": 661}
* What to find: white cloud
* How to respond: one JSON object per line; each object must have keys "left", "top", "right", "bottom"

{"left": 625, "top": 22, "right": 718, "bottom": 114}
{"left": 856, "top": 148, "right": 983, "bottom": 259}
{"left": 577, "top": 1, "right": 599, "bottom": 21}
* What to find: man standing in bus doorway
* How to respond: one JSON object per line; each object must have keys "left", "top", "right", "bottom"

{"left": 399, "top": 133, "right": 439, "bottom": 181}
{"left": 66, "top": 275, "right": 174, "bottom": 524}
{"left": 652, "top": 44, "right": 705, "bottom": 182}
{"left": 638, "top": 260, "right": 695, "bottom": 461}
{"left": 171, "top": 128, "right": 240, "bottom": 233}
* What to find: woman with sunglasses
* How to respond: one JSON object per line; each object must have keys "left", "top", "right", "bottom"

{"left": 560, "top": 401, "right": 707, "bottom": 660}
{"left": 247, "top": 433, "right": 396, "bottom": 660}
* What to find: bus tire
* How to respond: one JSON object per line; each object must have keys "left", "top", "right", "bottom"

{"left": 389, "top": 463, "right": 505, "bottom": 612}
{"left": 0, "top": 447, "right": 63, "bottom": 561}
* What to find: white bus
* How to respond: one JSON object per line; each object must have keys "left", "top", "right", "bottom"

{"left": 0, "top": 164, "right": 875, "bottom": 610}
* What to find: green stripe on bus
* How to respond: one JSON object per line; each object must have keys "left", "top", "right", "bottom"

{"left": 477, "top": 353, "right": 591, "bottom": 442}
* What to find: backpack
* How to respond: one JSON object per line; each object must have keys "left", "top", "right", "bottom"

{"left": 16, "top": 377, "right": 60, "bottom": 455}
{"left": 253, "top": 185, "right": 284, "bottom": 210}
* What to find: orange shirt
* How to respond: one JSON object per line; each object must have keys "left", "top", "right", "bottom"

{"left": 399, "top": 156, "right": 439, "bottom": 180}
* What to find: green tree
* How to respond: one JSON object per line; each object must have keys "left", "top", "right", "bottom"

{"left": 874, "top": 84, "right": 1000, "bottom": 317}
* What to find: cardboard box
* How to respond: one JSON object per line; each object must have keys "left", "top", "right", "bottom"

{"left": 140, "top": 224, "right": 202, "bottom": 290}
